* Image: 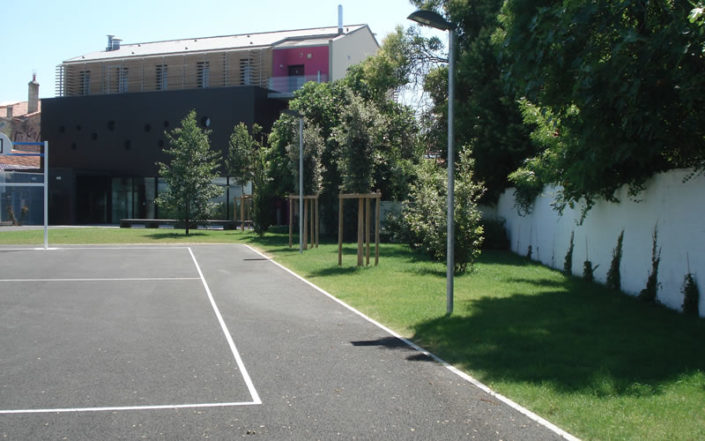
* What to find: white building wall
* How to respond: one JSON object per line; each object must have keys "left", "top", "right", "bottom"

{"left": 496, "top": 168, "right": 705, "bottom": 316}
{"left": 329, "top": 26, "right": 379, "bottom": 81}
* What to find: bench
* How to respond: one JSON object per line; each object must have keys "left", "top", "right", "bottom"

{"left": 119, "top": 218, "right": 239, "bottom": 230}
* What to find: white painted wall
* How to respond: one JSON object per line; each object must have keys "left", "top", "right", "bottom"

{"left": 494, "top": 168, "right": 705, "bottom": 316}
{"left": 329, "top": 26, "right": 379, "bottom": 81}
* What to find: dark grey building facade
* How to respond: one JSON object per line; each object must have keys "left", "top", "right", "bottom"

{"left": 42, "top": 86, "right": 284, "bottom": 224}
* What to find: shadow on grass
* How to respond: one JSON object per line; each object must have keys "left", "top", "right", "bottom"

{"left": 307, "top": 266, "right": 360, "bottom": 277}
{"left": 145, "top": 232, "right": 209, "bottom": 240}
{"left": 477, "top": 250, "right": 534, "bottom": 266}
{"left": 504, "top": 277, "right": 567, "bottom": 288}
{"left": 409, "top": 282, "right": 705, "bottom": 397}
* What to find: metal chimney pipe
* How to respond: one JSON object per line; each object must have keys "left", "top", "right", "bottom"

{"left": 338, "top": 5, "right": 343, "bottom": 35}
{"left": 107, "top": 35, "right": 114, "bottom": 51}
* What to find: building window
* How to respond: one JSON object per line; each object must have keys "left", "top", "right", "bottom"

{"left": 117, "top": 67, "right": 129, "bottom": 93}
{"left": 240, "top": 58, "right": 252, "bottom": 86}
{"left": 156, "top": 64, "right": 168, "bottom": 90}
{"left": 197, "top": 61, "right": 210, "bottom": 88}
{"left": 80, "top": 70, "right": 91, "bottom": 96}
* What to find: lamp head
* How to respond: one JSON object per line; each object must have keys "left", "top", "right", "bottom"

{"left": 407, "top": 10, "right": 453, "bottom": 30}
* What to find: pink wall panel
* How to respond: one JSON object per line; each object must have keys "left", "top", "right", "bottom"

{"left": 272, "top": 46, "right": 329, "bottom": 77}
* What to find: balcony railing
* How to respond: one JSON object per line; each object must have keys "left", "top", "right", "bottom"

{"left": 267, "top": 73, "right": 328, "bottom": 97}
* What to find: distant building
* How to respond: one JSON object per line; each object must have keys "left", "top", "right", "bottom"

{"left": 42, "top": 18, "right": 379, "bottom": 224}
{"left": 0, "top": 75, "right": 41, "bottom": 171}
{"left": 0, "top": 75, "right": 43, "bottom": 225}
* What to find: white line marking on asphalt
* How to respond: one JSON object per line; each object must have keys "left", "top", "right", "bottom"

{"left": 187, "top": 247, "right": 262, "bottom": 405}
{"left": 243, "top": 244, "right": 581, "bottom": 441}
{"left": 0, "top": 278, "right": 200, "bottom": 282}
{"left": 0, "top": 246, "right": 193, "bottom": 251}
{"left": 0, "top": 246, "right": 260, "bottom": 415}
{"left": 0, "top": 401, "right": 259, "bottom": 415}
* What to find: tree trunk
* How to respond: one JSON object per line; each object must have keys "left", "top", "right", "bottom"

{"left": 185, "top": 200, "right": 190, "bottom": 235}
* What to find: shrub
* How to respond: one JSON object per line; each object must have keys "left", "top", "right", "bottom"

{"left": 400, "top": 148, "right": 485, "bottom": 273}
{"left": 639, "top": 228, "right": 661, "bottom": 303}
{"left": 563, "top": 231, "right": 575, "bottom": 274}
{"left": 606, "top": 231, "right": 624, "bottom": 291}
{"left": 583, "top": 260, "right": 596, "bottom": 283}
{"left": 682, "top": 273, "right": 700, "bottom": 316}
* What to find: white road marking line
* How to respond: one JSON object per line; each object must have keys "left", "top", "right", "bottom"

{"left": 243, "top": 244, "right": 581, "bottom": 441}
{"left": 0, "top": 246, "right": 260, "bottom": 415}
{"left": 0, "top": 401, "right": 259, "bottom": 415}
{"left": 0, "top": 278, "right": 200, "bottom": 282}
{"left": 187, "top": 247, "right": 262, "bottom": 405}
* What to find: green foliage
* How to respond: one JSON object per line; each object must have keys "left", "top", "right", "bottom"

{"left": 415, "top": 0, "right": 537, "bottom": 202}
{"left": 156, "top": 110, "right": 222, "bottom": 235}
{"left": 606, "top": 231, "right": 625, "bottom": 291}
{"left": 265, "top": 117, "right": 297, "bottom": 197}
{"left": 682, "top": 273, "right": 700, "bottom": 316}
{"left": 226, "top": 122, "right": 261, "bottom": 189}
{"left": 343, "top": 26, "right": 412, "bottom": 102}
{"left": 499, "top": 0, "right": 705, "bottom": 210}
{"left": 639, "top": 228, "right": 662, "bottom": 303}
{"left": 269, "top": 115, "right": 325, "bottom": 195}
{"left": 564, "top": 231, "right": 574, "bottom": 275}
{"left": 279, "top": 26, "right": 424, "bottom": 234}
{"left": 333, "top": 93, "right": 382, "bottom": 193}
{"left": 225, "top": 122, "right": 272, "bottom": 235}
{"left": 399, "top": 149, "right": 485, "bottom": 273}
{"left": 251, "top": 148, "right": 271, "bottom": 237}
{"left": 691, "top": 3, "right": 705, "bottom": 23}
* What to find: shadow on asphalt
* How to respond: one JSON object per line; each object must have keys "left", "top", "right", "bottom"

{"left": 351, "top": 337, "right": 435, "bottom": 362}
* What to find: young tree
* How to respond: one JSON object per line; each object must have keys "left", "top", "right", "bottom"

{"left": 226, "top": 122, "right": 260, "bottom": 194}
{"left": 400, "top": 148, "right": 485, "bottom": 273}
{"left": 268, "top": 114, "right": 325, "bottom": 196}
{"left": 251, "top": 147, "right": 272, "bottom": 236}
{"left": 156, "top": 110, "right": 222, "bottom": 235}
{"left": 226, "top": 122, "right": 274, "bottom": 235}
{"left": 333, "top": 93, "right": 382, "bottom": 193}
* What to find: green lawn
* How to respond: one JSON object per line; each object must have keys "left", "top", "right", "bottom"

{"left": 2, "top": 227, "right": 704, "bottom": 441}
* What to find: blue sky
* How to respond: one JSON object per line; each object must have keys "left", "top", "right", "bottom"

{"left": 1, "top": 0, "right": 435, "bottom": 103}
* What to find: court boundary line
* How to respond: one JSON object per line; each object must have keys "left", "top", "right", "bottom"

{"left": 0, "top": 246, "right": 261, "bottom": 415}
{"left": 243, "top": 244, "right": 580, "bottom": 441}
{"left": 0, "top": 401, "right": 259, "bottom": 415}
{"left": 187, "top": 247, "right": 262, "bottom": 405}
{"left": 0, "top": 277, "right": 200, "bottom": 282}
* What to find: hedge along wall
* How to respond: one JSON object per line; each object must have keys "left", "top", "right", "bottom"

{"left": 492, "top": 168, "right": 704, "bottom": 316}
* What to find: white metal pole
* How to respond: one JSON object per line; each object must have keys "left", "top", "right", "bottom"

{"left": 446, "top": 29, "right": 455, "bottom": 316}
{"left": 299, "top": 117, "right": 304, "bottom": 254}
{"left": 43, "top": 141, "right": 49, "bottom": 250}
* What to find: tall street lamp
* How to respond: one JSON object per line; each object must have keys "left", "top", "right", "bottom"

{"left": 408, "top": 9, "right": 456, "bottom": 315}
{"left": 284, "top": 109, "right": 304, "bottom": 254}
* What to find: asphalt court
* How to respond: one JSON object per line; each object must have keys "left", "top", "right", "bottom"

{"left": 0, "top": 244, "right": 573, "bottom": 440}
{"left": 0, "top": 247, "right": 257, "bottom": 413}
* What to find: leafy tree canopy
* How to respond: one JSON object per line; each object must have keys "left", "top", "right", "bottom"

{"left": 156, "top": 110, "right": 222, "bottom": 234}
{"left": 226, "top": 122, "right": 262, "bottom": 189}
{"left": 411, "top": 0, "right": 536, "bottom": 202}
{"left": 500, "top": 0, "right": 705, "bottom": 211}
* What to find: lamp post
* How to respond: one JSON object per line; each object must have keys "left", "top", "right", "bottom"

{"left": 408, "top": 10, "right": 456, "bottom": 315}
{"left": 284, "top": 109, "right": 304, "bottom": 254}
